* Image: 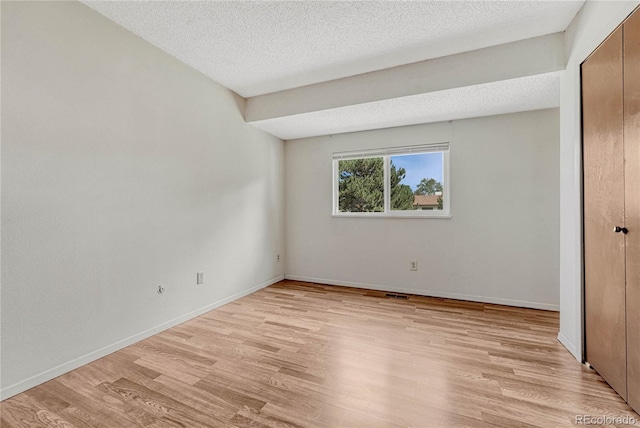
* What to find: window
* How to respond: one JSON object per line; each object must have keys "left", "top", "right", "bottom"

{"left": 333, "top": 143, "right": 450, "bottom": 217}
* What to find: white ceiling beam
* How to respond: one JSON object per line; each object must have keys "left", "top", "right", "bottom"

{"left": 245, "top": 33, "right": 564, "bottom": 123}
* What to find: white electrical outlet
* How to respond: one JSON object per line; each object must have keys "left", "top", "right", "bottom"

{"left": 197, "top": 272, "right": 204, "bottom": 285}
{"left": 277, "top": 253, "right": 280, "bottom": 262}
{"left": 410, "top": 261, "right": 418, "bottom": 271}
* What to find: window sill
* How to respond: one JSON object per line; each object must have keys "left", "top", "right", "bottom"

{"left": 332, "top": 212, "right": 452, "bottom": 219}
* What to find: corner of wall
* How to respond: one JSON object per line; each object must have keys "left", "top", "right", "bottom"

{"left": 558, "top": 331, "right": 581, "bottom": 361}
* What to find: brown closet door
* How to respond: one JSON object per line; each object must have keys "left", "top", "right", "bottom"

{"left": 624, "top": 9, "right": 640, "bottom": 413}
{"left": 583, "top": 26, "right": 627, "bottom": 400}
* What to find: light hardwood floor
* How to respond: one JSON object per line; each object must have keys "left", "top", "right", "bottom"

{"left": 2, "top": 280, "right": 638, "bottom": 427}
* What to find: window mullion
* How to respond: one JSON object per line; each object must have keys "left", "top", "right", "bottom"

{"left": 384, "top": 155, "right": 390, "bottom": 213}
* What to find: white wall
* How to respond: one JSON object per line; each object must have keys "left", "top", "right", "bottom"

{"left": 0, "top": 1, "right": 284, "bottom": 399}
{"left": 285, "top": 110, "right": 559, "bottom": 310}
{"left": 558, "top": 0, "right": 639, "bottom": 361}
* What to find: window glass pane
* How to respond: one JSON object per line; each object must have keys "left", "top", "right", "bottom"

{"left": 338, "top": 157, "right": 384, "bottom": 212}
{"left": 390, "top": 152, "right": 444, "bottom": 211}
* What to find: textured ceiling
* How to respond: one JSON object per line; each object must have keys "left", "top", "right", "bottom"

{"left": 83, "top": 1, "right": 583, "bottom": 97}
{"left": 249, "top": 72, "right": 561, "bottom": 140}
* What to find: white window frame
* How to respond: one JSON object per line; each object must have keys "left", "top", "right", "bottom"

{"left": 332, "top": 143, "right": 451, "bottom": 218}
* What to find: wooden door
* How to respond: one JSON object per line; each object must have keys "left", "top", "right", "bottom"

{"left": 624, "top": 10, "right": 640, "bottom": 413}
{"left": 582, "top": 26, "right": 627, "bottom": 400}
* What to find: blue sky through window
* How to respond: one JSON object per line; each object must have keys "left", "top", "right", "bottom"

{"left": 390, "top": 153, "right": 443, "bottom": 191}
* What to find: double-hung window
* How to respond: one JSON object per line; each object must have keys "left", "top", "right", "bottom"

{"left": 333, "top": 143, "right": 450, "bottom": 217}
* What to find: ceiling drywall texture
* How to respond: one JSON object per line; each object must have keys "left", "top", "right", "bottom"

{"left": 83, "top": 1, "right": 582, "bottom": 97}
{"left": 251, "top": 71, "right": 561, "bottom": 140}
{"left": 82, "top": 1, "right": 583, "bottom": 140}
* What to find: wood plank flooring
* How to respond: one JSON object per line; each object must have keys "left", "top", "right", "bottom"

{"left": 2, "top": 280, "right": 639, "bottom": 427}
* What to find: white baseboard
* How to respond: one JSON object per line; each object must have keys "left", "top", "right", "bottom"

{"left": 557, "top": 331, "right": 582, "bottom": 361}
{"left": 284, "top": 275, "right": 560, "bottom": 311}
{"left": 0, "top": 275, "right": 284, "bottom": 401}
